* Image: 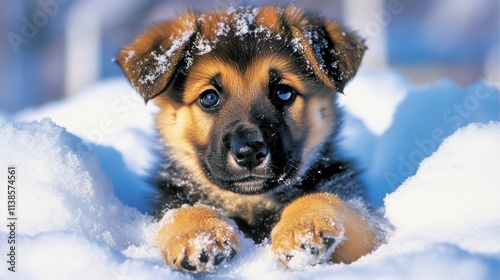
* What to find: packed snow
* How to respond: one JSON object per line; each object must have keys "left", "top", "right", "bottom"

{"left": 1, "top": 70, "right": 499, "bottom": 279}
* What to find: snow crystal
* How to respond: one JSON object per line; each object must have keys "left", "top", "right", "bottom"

{"left": 284, "top": 226, "right": 344, "bottom": 270}
{"left": 198, "top": 14, "right": 206, "bottom": 23}
{"left": 285, "top": 248, "right": 321, "bottom": 270}
{"left": 233, "top": 7, "right": 259, "bottom": 37}
{"left": 139, "top": 51, "right": 169, "bottom": 84}
{"left": 188, "top": 232, "right": 217, "bottom": 250}
{"left": 125, "top": 50, "right": 135, "bottom": 63}
{"left": 304, "top": 29, "right": 329, "bottom": 72}
{"left": 291, "top": 37, "right": 305, "bottom": 53}
{"left": 194, "top": 36, "right": 213, "bottom": 55}
{"left": 216, "top": 21, "right": 230, "bottom": 37}
{"left": 226, "top": 6, "right": 236, "bottom": 15}
{"left": 138, "top": 29, "right": 194, "bottom": 85}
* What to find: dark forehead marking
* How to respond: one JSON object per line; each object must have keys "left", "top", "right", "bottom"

{"left": 210, "top": 74, "right": 223, "bottom": 92}
{"left": 269, "top": 68, "right": 282, "bottom": 84}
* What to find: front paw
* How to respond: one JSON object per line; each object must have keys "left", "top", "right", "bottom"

{"left": 271, "top": 213, "right": 344, "bottom": 268}
{"left": 271, "top": 193, "right": 377, "bottom": 268}
{"left": 156, "top": 206, "right": 239, "bottom": 272}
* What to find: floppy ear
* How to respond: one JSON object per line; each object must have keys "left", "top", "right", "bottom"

{"left": 117, "top": 14, "right": 197, "bottom": 102}
{"left": 286, "top": 9, "right": 366, "bottom": 93}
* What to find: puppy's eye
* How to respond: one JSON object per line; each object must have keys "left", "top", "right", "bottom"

{"left": 199, "top": 89, "right": 220, "bottom": 109}
{"left": 273, "top": 84, "right": 297, "bottom": 104}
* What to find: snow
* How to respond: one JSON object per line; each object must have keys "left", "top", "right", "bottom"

{"left": 1, "top": 70, "right": 499, "bottom": 279}
{"left": 338, "top": 70, "right": 409, "bottom": 135}
{"left": 138, "top": 29, "right": 194, "bottom": 86}
{"left": 341, "top": 73, "right": 500, "bottom": 205}
{"left": 194, "top": 35, "right": 214, "bottom": 55}
{"left": 383, "top": 123, "right": 500, "bottom": 255}
{"left": 233, "top": 7, "right": 259, "bottom": 37}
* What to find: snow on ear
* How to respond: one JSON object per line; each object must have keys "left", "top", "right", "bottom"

{"left": 288, "top": 11, "right": 365, "bottom": 93}
{"left": 117, "top": 14, "right": 197, "bottom": 103}
{"left": 322, "top": 22, "right": 366, "bottom": 92}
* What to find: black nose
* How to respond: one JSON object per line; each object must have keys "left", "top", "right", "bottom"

{"left": 231, "top": 140, "right": 268, "bottom": 170}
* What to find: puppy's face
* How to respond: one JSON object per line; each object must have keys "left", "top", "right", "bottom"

{"left": 118, "top": 6, "right": 365, "bottom": 195}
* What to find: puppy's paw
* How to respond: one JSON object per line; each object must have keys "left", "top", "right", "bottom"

{"left": 271, "top": 213, "right": 343, "bottom": 268}
{"left": 156, "top": 206, "right": 239, "bottom": 272}
{"left": 164, "top": 229, "right": 237, "bottom": 272}
{"left": 271, "top": 193, "right": 376, "bottom": 268}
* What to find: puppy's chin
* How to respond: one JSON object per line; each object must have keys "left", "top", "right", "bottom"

{"left": 226, "top": 179, "right": 271, "bottom": 195}
{"left": 208, "top": 175, "right": 285, "bottom": 195}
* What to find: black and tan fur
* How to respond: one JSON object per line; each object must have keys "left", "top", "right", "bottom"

{"left": 118, "top": 5, "right": 377, "bottom": 272}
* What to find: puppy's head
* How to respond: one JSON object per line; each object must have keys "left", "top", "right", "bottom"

{"left": 117, "top": 6, "right": 365, "bottom": 194}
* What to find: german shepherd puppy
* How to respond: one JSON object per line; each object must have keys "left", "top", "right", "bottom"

{"left": 118, "top": 5, "right": 377, "bottom": 272}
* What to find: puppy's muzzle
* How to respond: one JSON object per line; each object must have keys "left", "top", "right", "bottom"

{"left": 226, "top": 123, "right": 270, "bottom": 171}
{"left": 231, "top": 138, "right": 268, "bottom": 170}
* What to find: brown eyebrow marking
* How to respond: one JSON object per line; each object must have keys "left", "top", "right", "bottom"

{"left": 210, "top": 74, "right": 223, "bottom": 92}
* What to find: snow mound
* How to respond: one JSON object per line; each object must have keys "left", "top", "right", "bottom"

{"left": 12, "top": 232, "right": 184, "bottom": 280}
{"left": 340, "top": 77, "right": 500, "bottom": 205}
{"left": 14, "top": 78, "right": 158, "bottom": 212}
{"left": 0, "top": 120, "right": 150, "bottom": 248}
{"left": 384, "top": 122, "right": 500, "bottom": 255}
{"left": 0, "top": 119, "right": 187, "bottom": 279}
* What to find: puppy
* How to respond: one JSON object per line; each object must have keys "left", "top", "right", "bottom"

{"left": 118, "top": 5, "right": 377, "bottom": 272}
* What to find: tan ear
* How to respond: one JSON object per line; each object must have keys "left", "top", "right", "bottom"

{"left": 117, "top": 13, "right": 197, "bottom": 102}
{"left": 286, "top": 8, "right": 366, "bottom": 92}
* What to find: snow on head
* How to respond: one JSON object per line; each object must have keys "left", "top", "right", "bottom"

{"left": 192, "top": 6, "right": 280, "bottom": 56}
{"left": 233, "top": 7, "right": 259, "bottom": 37}
{"left": 216, "top": 21, "right": 230, "bottom": 37}
{"left": 137, "top": 6, "right": 290, "bottom": 78}
{"left": 194, "top": 35, "right": 213, "bottom": 55}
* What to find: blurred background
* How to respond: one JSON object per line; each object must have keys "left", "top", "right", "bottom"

{"left": 0, "top": 0, "right": 498, "bottom": 113}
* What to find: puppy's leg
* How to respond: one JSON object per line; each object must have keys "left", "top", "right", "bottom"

{"left": 271, "top": 193, "right": 376, "bottom": 267}
{"left": 156, "top": 205, "right": 239, "bottom": 272}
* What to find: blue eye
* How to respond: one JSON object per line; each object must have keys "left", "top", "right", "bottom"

{"left": 199, "top": 90, "right": 220, "bottom": 109}
{"left": 273, "top": 84, "right": 296, "bottom": 104}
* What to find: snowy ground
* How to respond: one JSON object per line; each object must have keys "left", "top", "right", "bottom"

{"left": 1, "top": 70, "right": 499, "bottom": 279}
